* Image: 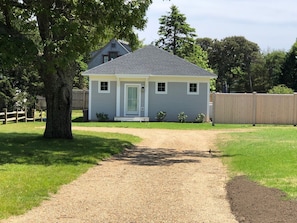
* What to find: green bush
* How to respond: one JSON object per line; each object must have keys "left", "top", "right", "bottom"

{"left": 268, "top": 84, "right": 294, "bottom": 94}
{"left": 177, "top": 112, "right": 188, "bottom": 123}
{"left": 96, "top": 112, "right": 109, "bottom": 122}
{"left": 195, "top": 113, "right": 205, "bottom": 123}
{"left": 155, "top": 111, "right": 167, "bottom": 122}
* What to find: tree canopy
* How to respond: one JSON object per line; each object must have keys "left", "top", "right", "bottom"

{"left": 280, "top": 41, "right": 297, "bottom": 91}
{"left": 0, "top": 0, "right": 152, "bottom": 138}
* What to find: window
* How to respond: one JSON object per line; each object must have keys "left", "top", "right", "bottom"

{"left": 103, "top": 55, "right": 109, "bottom": 63}
{"left": 187, "top": 83, "right": 199, "bottom": 94}
{"left": 156, "top": 82, "right": 167, "bottom": 94}
{"left": 99, "top": 81, "right": 110, "bottom": 93}
{"left": 109, "top": 52, "right": 118, "bottom": 60}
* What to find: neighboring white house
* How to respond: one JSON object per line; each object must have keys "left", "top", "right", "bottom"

{"left": 83, "top": 45, "right": 217, "bottom": 122}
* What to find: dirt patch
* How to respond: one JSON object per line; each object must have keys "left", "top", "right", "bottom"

{"left": 227, "top": 175, "right": 297, "bottom": 223}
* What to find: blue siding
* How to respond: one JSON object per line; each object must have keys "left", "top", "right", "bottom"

{"left": 148, "top": 82, "right": 208, "bottom": 122}
{"left": 90, "top": 81, "right": 116, "bottom": 121}
{"left": 88, "top": 40, "right": 130, "bottom": 69}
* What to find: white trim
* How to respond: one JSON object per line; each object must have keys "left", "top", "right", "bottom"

{"left": 98, "top": 81, "right": 110, "bottom": 93}
{"left": 124, "top": 84, "right": 141, "bottom": 116}
{"left": 155, "top": 82, "right": 168, "bottom": 94}
{"left": 116, "top": 78, "right": 120, "bottom": 117}
{"left": 88, "top": 80, "right": 92, "bottom": 120}
{"left": 144, "top": 78, "right": 149, "bottom": 116}
{"left": 187, "top": 82, "right": 200, "bottom": 95}
{"left": 206, "top": 82, "right": 210, "bottom": 122}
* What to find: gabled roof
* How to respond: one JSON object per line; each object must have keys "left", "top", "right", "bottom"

{"left": 88, "top": 39, "right": 131, "bottom": 66}
{"left": 83, "top": 45, "right": 217, "bottom": 78}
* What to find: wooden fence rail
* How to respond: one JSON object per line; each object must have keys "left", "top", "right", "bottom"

{"left": 0, "top": 108, "right": 45, "bottom": 124}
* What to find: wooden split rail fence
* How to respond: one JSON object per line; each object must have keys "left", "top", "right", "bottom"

{"left": 0, "top": 108, "right": 45, "bottom": 124}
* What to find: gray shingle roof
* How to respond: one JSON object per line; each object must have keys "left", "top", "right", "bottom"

{"left": 83, "top": 45, "right": 217, "bottom": 78}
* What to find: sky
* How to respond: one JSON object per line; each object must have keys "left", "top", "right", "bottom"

{"left": 137, "top": 0, "right": 297, "bottom": 51}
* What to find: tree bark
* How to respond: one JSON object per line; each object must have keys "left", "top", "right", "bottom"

{"left": 42, "top": 67, "right": 74, "bottom": 139}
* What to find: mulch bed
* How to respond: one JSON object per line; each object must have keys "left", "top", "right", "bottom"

{"left": 226, "top": 176, "right": 297, "bottom": 223}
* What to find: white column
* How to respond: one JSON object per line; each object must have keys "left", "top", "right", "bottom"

{"left": 144, "top": 78, "right": 149, "bottom": 117}
{"left": 88, "top": 79, "right": 92, "bottom": 120}
{"left": 116, "top": 78, "right": 121, "bottom": 117}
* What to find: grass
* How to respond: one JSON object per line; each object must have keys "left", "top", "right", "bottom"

{"left": 0, "top": 122, "right": 140, "bottom": 219}
{"left": 2, "top": 112, "right": 297, "bottom": 218}
{"left": 219, "top": 127, "right": 297, "bottom": 199}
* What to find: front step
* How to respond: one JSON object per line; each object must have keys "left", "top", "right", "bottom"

{"left": 114, "top": 117, "right": 149, "bottom": 122}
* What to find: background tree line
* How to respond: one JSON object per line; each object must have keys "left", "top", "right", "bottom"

{"left": 155, "top": 5, "right": 297, "bottom": 94}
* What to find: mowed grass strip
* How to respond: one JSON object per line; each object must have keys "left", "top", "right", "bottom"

{"left": 0, "top": 123, "right": 140, "bottom": 220}
{"left": 220, "top": 127, "right": 297, "bottom": 198}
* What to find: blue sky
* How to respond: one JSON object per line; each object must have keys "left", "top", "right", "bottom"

{"left": 137, "top": 0, "right": 297, "bottom": 51}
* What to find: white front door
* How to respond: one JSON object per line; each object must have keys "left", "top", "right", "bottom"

{"left": 125, "top": 84, "right": 141, "bottom": 115}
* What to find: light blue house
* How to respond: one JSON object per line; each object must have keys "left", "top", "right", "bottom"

{"left": 83, "top": 45, "right": 217, "bottom": 122}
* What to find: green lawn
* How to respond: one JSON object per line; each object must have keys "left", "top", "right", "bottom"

{"left": 1, "top": 117, "right": 297, "bottom": 219}
{"left": 219, "top": 127, "right": 297, "bottom": 198}
{"left": 72, "top": 109, "right": 253, "bottom": 130}
{"left": 0, "top": 122, "right": 140, "bottom": 219}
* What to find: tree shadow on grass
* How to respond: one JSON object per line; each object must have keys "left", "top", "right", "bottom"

{"left": 0, "top": 132, "right": 133, "bottom": 166}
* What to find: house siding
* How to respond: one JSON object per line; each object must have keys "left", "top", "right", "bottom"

{"left": 90, "top": 81, "right": 116, "bottom": 120}
{"left": 148, "top": 82, "right": 208, "bottom": 122}
{"left": 88, "top": 40, "right": 130, "bottom": 69}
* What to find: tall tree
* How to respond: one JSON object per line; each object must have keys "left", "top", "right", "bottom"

{"left": 208, "top": 36, "right": 260, "bottom": 92}
{"left": 155, "top": 5, "right": 197, "bottom": 57}
{"left": 0, "top": 0, "right": 152, "bottom": 139}
{"left": 280, "top": 41, "right": 297, "bottom": 91}
{"left": 264, "top": 50, "right": 286, "bottom": 89}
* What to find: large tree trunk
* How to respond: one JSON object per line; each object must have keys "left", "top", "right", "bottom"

{"left": 41, "top": 63, "right": 74, "bottom": 139}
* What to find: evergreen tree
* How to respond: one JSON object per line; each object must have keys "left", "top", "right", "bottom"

{"left": 155, "top": 5, "right": 197, "bottom": 57}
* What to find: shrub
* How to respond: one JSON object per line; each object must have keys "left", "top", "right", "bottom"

{"left": 177, "top": 112, "right": 188, "bottom": 123}
{"left": 155, "top": 111, "right": 167, "bottom": 122}
{"left": 268, "top": 84, "right": 294, "bottom": 94}
{"left": 96, "top": 112, "right": 109, "bottom": 122}
{"left": 195, "top": 113, "right": 205, "bottom": 123}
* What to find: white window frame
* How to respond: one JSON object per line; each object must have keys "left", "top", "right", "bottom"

{"left": 98, "top": 81, "right": 110, "bottom": 93}
{"left": 187, "top": 82, "right": 199, "bottom": 95}
{"left": 155, "top": 82, "right": 168, "bottom": 94}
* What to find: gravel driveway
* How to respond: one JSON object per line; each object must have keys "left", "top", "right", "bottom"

{"left": 2, "top": 127, "right": 237, "bottom": 223}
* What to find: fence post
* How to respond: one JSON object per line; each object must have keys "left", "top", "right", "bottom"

{"left": 40, "top": 109, "right": 42, "bottom": 122}
{"left": 16, "top": 110, "right": 18, "bottom": 123}
{"left": 293, "top": 92, "right": 297, "bottom": 126}
{"left": 25, "top": 108, "right": 28, "bottom": 122}
{"left": 33, "top": 109, "right": 36, "bottom": 122}
{"left": 212, "top": 92, "right": 216, "bottom": 126}
{"left": 3, "top": 108, "right": 7, "bottom": 124}
{"left": 252, "top": 92, "right": 257, "bottom": 126}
